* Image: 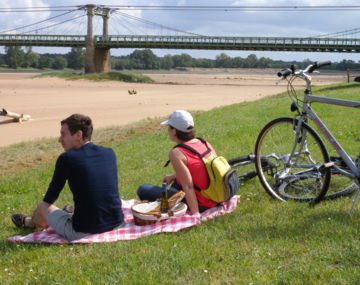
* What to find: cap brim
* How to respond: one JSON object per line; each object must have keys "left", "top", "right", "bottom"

{"left": 160, "top": 119, "right": 169, "bottom": 125}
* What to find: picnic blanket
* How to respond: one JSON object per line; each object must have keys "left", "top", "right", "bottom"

{"left": 8, "top": 195, "right": 240, "bottom": 244}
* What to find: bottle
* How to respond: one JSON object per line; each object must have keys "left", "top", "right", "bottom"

{"left": 160, "top": 183, "right": 169, "bottom": 213}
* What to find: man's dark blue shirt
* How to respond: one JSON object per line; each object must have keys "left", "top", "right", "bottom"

{"left": 43, "top": 143, "right": 124, "bottom": 233}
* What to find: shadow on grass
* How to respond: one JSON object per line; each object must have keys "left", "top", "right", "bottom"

{"left": 0, "top": 239, "right": 54, "bottom": 252}
{"left": 0, "top": 236, "right": 90, "bottom": 252}
{"left": 1, "top": 226, "right": 65, "bottom": 250}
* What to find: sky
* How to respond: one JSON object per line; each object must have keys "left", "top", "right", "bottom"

{"left": 1, "top": 0, "right": 360, "bottom": 62}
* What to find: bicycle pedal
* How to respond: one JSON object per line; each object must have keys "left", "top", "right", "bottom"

{"left": 319, "top": 162, "right": 335, "bottom": 173}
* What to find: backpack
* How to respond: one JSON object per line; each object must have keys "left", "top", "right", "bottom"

{"left": 170, "top": 138, "right": 240, "bottom": 203}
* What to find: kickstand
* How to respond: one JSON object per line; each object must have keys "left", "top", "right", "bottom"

{"left": 349, "top": 188, "right": 360, "bottom": 218}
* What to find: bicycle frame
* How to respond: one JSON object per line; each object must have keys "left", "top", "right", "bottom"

{"left": 300, "top": 92, "right": 360, "bottom": 181}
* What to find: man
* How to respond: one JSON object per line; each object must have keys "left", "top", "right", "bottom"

{"left": 11, "top": 114, "right": 124, "bottom": 241}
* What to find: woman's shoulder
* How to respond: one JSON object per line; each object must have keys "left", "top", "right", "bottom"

{"left": 169, "top": 146, "right": 183, "bottom": 156}
{"left": 182, "top": 138, "right": 217, "bottom": 156}
{"left": 186, "top": 138, "right": 214, "bottom": 149}
{"left": 169, "top": 146, "right": 187, "bottom": 162}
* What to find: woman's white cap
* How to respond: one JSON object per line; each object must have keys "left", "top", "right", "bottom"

{"left": 161, "top": 110, "right": 194, "bottom": 132}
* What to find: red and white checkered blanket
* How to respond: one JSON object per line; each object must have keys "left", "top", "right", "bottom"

{"left": 8, "top": 195, "right": 240, "bottom": 243}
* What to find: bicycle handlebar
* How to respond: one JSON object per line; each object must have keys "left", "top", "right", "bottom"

{"left": 277, "top": 61, "right": 332, "bottom": 79}
{"left": 307, "top": 61, "right": 332, "bottom": 73}
{"left": 277, "top": 68, "right": 292, "bottom": 78}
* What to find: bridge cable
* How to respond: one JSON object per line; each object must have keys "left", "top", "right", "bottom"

{"left": 311, "top": 27, "right": 360, "bottom": 38}
{"left": 0, "top": 6, "right": 80, "bottom": 12}
{"left": 21, "top": 14, "right": 86, "bottom": 34}
{"left": 114, "top": 11, "right": 206, "bottom": 37}
{"left": 0, "top": 8, "right": 80, "bottom": 12}
{"left": 111, "top": 13, "right": 149, "bottom": 35}
{"left": 59, "top": 14, "right": 88, "bottom": 35}
{"left": 0, "top": 8, "right": 82, "bottom": 34}
{"left": 106, "top": 5, "right": 360, "bottom": 11}
{"left": 2, "top": 5, "right": 360, "bottom": 12}
{"left": 109, "top": 13, "right": 132, "bottom": 35}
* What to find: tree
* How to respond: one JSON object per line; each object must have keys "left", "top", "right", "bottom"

{"left": 142, "top": 49, "right": 158, "bottom": 69}
{"left": 0, "top": 54, "right": 4, "bottom": 66}
{"left": 4, "top": 46, "right": 25, "bottom": 68}
{"left": 194, "top": 58, "right": 214, "bottom": 68}
{"left": 66, "top": 47, "right": 85, "bottom": 70}
{"left": 215, "top": 53, "right": 232, "bottom": 68}
{"left": 111, "top": 58, "right": 121, "bottom": 70}
{"left": 129, "top": 49, "right": 158, "bottom": 69}
{"left": 38, "top": 56, "right": 53, "bottom": 69}
{"left": 22, "top": 47, "right": 40, "bottom": 68}
{"left": 244, "top": 54, "right": 258, "bottom": 68}
{"left": 112, "top": 58, "right": 132, "bottom": 70}
{"left": 172, "top": 53, "right": 192, "bottom": 67}
{"left": 257, "top": 57, "right": 272, "bottom": 68}
{"left": 52, "top": 56, "right": 68, "bottom": 70}
{"left": 159, "top": 55, "right": 174, "bottom": 69}
{"left": 233, "top": 56, "right": 245, "bottom": 68}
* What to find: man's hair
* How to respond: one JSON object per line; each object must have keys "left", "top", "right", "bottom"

{"left": 170, "top": 126, "right": 195, "bottom": 141}
{"left": 61, "top": 114, "right": 93, "bottom": 140}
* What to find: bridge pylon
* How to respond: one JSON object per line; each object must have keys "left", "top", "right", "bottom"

{"left": 85, "top": 5, "right": 111, "bottom": 74}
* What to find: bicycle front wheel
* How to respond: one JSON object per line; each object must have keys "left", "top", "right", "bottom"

{"left": 255, "top": 117, "right": 331, "bottom": 202}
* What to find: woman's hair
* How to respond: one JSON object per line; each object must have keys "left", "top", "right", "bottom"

{"left": 170, "top": 126, "right": 196, "bottom": 141}
{"left": 61, "top": 114, "right": 93, "bottom": 140}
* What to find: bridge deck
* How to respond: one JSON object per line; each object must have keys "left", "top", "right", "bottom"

{"left": 0, "top": 34, "right": 359, "bottom": 52}
{"left": 0, "top": 34, "right": 86, "bottom": 47}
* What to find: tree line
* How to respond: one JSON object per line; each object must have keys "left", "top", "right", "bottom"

{"left": 1, "top": 46, "right": 360, "bottom": 71}
{"left": 1, "top": 46, "right": 84, "bottom": 70}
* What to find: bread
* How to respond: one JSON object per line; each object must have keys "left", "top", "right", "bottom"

{"left": 145, "top": 191, "right": 186, "bottom": 215}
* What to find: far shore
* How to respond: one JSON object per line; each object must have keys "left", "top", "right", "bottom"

{"left": 0, "top": 70, "right": 347, "bottom": 147}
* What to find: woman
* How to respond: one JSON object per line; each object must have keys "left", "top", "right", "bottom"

{"left": 137, "top": 110, "right": 218, "bottom": 214}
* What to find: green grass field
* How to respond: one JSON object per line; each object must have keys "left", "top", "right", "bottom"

{"left": 1, "top": 82, "right": 360, "bottom": 284}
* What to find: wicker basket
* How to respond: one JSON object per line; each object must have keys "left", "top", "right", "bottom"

{"left": 132, "top": 201, "right": 187, "bottom": 226}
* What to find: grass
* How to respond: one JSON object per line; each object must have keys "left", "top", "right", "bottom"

{"left": 1, "top": 82, "right": 360, "bottom": 284}
{"left": 32, "top": 71, "right": 154, "bottom": 83}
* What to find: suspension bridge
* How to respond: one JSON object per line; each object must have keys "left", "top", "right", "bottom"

{"left": 2, "top": 34, "right": 360, "bottom": 52}
{"left": 1, "top": 4, "right": 360, "bottom": 73}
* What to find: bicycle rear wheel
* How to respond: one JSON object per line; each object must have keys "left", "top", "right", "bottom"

{"left": 255, "top": 117, "right": 331, "bottom": 202}
{"left": 324, "top": 156, "right": 358, "bottom": 200}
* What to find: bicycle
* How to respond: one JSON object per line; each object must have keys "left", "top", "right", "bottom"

{"left": 253, "top": 61, "right": 360, "bottom": 204}
{"left": 228, "top": 153, "right": 357, "bottom": 200}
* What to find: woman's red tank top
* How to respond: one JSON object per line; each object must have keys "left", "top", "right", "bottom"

{"left": 176, "top": 139, "right": 218, "bottom": 208}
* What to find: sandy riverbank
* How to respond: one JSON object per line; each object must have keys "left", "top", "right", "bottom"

{"left": 0, "top": 70, "right": 346, "bottom": 147}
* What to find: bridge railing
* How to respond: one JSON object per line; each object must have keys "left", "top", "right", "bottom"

{"left": 94, "top": 34, "right": 360, "bottom": 45}
{"left": 94, "top": 35, "right": 360, "bottom": 52}
{"left": 0, "top": 34, "right": 86, "bottom": 47}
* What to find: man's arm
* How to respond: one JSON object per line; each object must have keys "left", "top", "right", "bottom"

{"left": 43, "top": 154, "right": 67, "bottom": 204}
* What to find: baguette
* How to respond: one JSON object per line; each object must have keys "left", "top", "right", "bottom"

{"left": 145, "top": 191, "right": 186, "bottom": 215}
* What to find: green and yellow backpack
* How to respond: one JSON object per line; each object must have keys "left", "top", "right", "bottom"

{"left": 169, "top": 138, "right": 240, "bottom": 203}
